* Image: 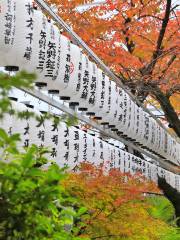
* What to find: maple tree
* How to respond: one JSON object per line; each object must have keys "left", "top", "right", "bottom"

{"left": 47, "top": 0, "right": 180, "bottom": 137}
{"left": 63, "top": 163, "right": 179, "bottom": 239}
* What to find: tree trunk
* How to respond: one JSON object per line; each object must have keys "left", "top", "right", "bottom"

{"left": 151, "top": 86, "right": 180, "bottom": 138}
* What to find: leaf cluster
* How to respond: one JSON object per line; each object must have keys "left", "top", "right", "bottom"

{"left": 0, "top": 130, "right": 89, "bottom": 239}
{"left": 63, "top": 163, "right": 180, "bottom": 240}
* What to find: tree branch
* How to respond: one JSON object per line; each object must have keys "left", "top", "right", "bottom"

{"left": 138, "top": 14, "right": 163, "bottom": 21}
{"left": 159, "top": 54, "right": 176, "bottom": 79}
{"left": 137, "top": 34, "right": 155, "bottom": 45}
{"left": 141, "top": 0, "right": 172, "bottom": 75}
{"left": 149, "top": 84, "right": 180, "bottom": 137}
{"left": 166, "top": 85, "right": 180, "bottom": 98}
{"left": 170, "top": 4, "right": 180, "bottom": 12}
{"left": 172, "top": 9, "right": 180, "bottom": 28}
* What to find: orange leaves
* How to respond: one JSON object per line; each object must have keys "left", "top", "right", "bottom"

{"left": 62, "top": 163, "right": 166, "bottom": 239}
{"left": 64, "top": 162, "right": 158, "bottom": 207}
{"left": 170, "top": 94, "right": 180, "bottom": 115}
{"left": 106, "top": 0, "right": 116, "bottom": 11}
{"left": 47, "top": 0, "right": 179, "bottom": 101}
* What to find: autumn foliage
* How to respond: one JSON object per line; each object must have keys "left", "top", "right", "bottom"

{"left": 47, "top": 0, "right": 179, "bottom": 90}
{"left": 61, "top": 163, "right": 180, "bottom": 240}
{"left": 47, "top": 0, "right": 180, "bottom": 137}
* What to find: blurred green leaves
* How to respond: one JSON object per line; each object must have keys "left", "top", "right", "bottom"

{"left": 0, "top": 71, "right": 88, "bottom": 239}
{"left": 0, "top": 141, "right": 89, "bottom": 239}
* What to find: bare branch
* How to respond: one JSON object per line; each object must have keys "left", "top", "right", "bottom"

{"left": 141, "top": 0, "right": 172, "bottom": 75}
{"left": 170, "top": 4, "right": 180, "bottom": 12}
{"left": 138, "top": 14, "right": 163, "bottom": 21}
{"left": 172, "top": 9, "right": 180, "bottom": 28}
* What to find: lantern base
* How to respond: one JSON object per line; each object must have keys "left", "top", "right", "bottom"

{"left": 101, "top": 122, "right": 109, "bottom": 125}
{"left": 90, "top": 133, "right": 95, "bottom": 136}
{"left": 111, "top": 128, "right": 118, "bottom": 132}
{"left": 69, "top": 102, "right": 79, "bottom": 107}
{"left": 86, "top": 112, "right": 95, "bottom": 116}
{"left": 8, "top": 97, "right": 18, "bottom": 102}
{"left": 117, "top": 134, "right": 122, "bottom": 137}
{"left": 35, "top": 82, "right": 47, "bottom": 88}
{"left": 48, "top": 90, "right": 59, "bottom": 95}
{"left": 78, "top": 107, "right": 88, "bottom": 111}
{"left": 93, "top": 116, "right": 102, "bottom": 120}
{"left": 60, "top": 96, "right": 71, "bottom": 100}
{"left": 117, "top": 131, "right": 123, "bottom": 135}
{"left": 40, "top": 110, "right": 48, "bottom": 114}
{"left": 25, "top": 104, "right": 34, "bottom": 109}
{"left": 109, "top": 125, "right": 116, "bottom": 128}
{"left": 5, "top": 66, "right": 19, "bottom": 72}
{"left": 122, "top": 134, "right": 128, "bottom": 138}
{"left": 141, "top": 146, "right": 147, "bottom": 150}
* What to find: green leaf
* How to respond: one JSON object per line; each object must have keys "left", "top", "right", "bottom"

{"left": 0, "top": 128, "right": 8, "bottom": 141}
{"left": 76, "top": 207, "right": 88, "bottom": 217}
{"left": 16, "top": 179, "right": 37, "bottom": 194}
{"left": 9, "top": 133, "right": 21, "bottom": 142}
{"left": 26, "top": 168, "right": 44, "bottom": 178}
{"left": 21, "top": 146, "right": 37, "bottom": 169}
{"left": 46, "top": 164, "right": 66, "bottom": 182}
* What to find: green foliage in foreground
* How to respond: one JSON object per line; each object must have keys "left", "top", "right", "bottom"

{"left": 0, "top": 71, "right": 82, "bottom": 239}
{"left": 0, "top": 129, "right": 89, "bottom": 240}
